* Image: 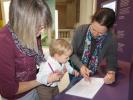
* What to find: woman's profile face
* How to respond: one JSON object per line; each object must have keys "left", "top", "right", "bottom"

{"left": 90, "top": 21, "right": 108, "bottom": 38}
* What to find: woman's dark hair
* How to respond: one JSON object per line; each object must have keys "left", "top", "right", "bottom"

{"left": 92, "top": 8, "right": 116, "bottom": 29}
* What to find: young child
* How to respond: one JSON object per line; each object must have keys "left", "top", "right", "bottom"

{"left": 36, "top": 39, "right": 79, "bottom": 100}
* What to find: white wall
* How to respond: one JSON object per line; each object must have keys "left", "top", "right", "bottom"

{"left": 1, "top": 0, "right": 11, "bottom": 25}
{"left": 79, "top": 0, "right": 97, "bottom": 25}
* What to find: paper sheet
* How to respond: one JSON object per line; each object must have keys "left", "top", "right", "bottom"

{"left": 66, "top": 77, "right": 104, "bottom": 99}
{"left": 58, "top": 72, "right": 70, "bottom": 93}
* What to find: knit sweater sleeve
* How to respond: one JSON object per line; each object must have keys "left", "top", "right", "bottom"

{"left": 106, "top": 33, "right": 118, "bottom": 71}
{"left": 70, "top": 24, "right": 89, "bottom": 68}
{"left": 0, "top": 26, "right": 19, "bottom": 98}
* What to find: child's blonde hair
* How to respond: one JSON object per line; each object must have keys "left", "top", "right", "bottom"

{"left": 49, "top": 39, "right": 73, "bottom": 57}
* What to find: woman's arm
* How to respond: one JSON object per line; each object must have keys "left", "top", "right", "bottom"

{"left": 106, "top": 34, "right": 118, "bottom": 72}
{"left": 16, "top": 80, "right": 41, "bottom": 94}
{"left": 104, "top": 33, "right": 118, "bottom": 84}
{"left": 70, "top": 24, "right": 88, "bottom": 68}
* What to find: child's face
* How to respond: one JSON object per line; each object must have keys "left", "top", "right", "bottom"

{"left": 56, "top": 49, "right": 72, "bottom": 64}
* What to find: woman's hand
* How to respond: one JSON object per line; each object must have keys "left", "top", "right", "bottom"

{"left": 104, "top": 71, "right": 115, "bottom": 84}
{"left": 80, "top": 65, "right": 91, "bottom": 80}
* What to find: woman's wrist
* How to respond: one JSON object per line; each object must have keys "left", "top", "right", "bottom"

{"left": 107, "top": 71, "right": 115, "bottom": 75}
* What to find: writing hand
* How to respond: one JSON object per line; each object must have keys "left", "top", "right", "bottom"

{"left": 48, "top": 70, "right": 64, "bottom": 83}
{"left": 80, "top": 65, "right": 91, "bottom": 81}
{"left": 104, "top": 71, "right": 115, "bottom": 84}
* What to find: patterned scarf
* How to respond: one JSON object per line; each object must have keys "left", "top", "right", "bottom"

{"left": 81, "top": 27, "right": 106, "bottom": 75}
{"left": 7, "top": 24, "right": 46, "bottom": 65}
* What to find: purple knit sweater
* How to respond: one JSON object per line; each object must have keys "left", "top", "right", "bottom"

{"left": 0, "top": 25, "right": 39, "bottom": 99}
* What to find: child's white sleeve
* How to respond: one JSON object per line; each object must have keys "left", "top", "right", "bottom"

{"left": 36, "top": 62, "right": 49, "bottom": 85}
{"left": 65, "top": 61, "right": 73, "bottom": 74}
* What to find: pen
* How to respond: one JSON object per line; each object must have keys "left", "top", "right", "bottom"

{"left": 88, "top": 70, "right": 92, "bottom": 82}
{"left": 48, "top": 62, "right": 54, "bottom": 73}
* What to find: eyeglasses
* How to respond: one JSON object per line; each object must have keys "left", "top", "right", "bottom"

{"left": 36, "top": 25, "right": 45, "bottom": 37}
{"left": 90, "top": 24, "right": 107, "bottom": 36}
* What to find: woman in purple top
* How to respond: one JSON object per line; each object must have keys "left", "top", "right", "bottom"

{"left": 0, "top": 0, "right": 62, "bottom": 100}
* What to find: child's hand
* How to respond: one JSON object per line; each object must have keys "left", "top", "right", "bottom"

{"left": 48, "top": 70, "right": 64, "bottom": 83}
{"left": 72, "top": 70, "right": 79, "bottom": 77}
{"left": 63, "top": 66, "right": 67, "bottom": 73}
